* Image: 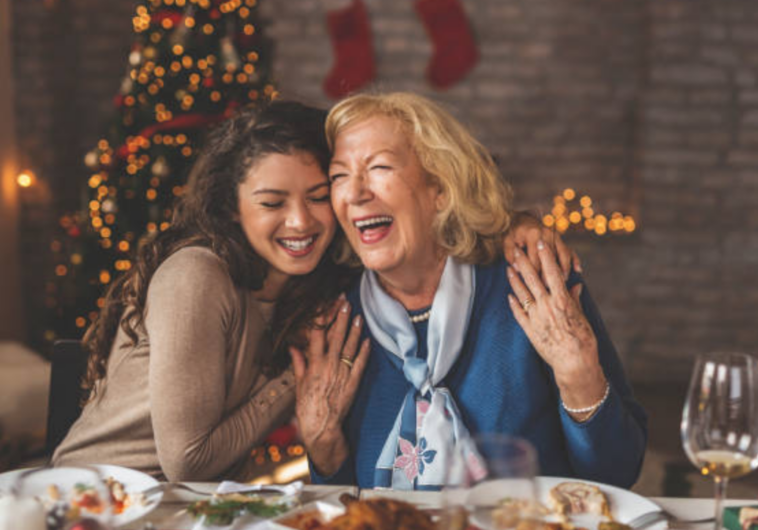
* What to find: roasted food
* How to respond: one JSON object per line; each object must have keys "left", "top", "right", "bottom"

{"left": 548, "top": 482, "right": 611, "bottom": 519}
{"left": 320, "top": 494, "right": 435, "bottom": 530}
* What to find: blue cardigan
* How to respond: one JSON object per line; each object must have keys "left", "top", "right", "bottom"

{"left": 312, "top": 258, "right": 647, "bottom": 489}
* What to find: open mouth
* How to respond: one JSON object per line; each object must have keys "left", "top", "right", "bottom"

{"left": 353, "top": 215, "right": 394, "bottom": 244}
{"left": 277, "top": 235, "right": 318, "bottom": 256}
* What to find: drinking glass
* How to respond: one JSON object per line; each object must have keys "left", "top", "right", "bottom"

{"left": 441, "top": 434, "right": 539, "bottom": 530}
{"left": 10, "top": 466, "right": 113, "bottom": 530}
{"left": 681, "top": 352, "right": 758, "bottom": 530}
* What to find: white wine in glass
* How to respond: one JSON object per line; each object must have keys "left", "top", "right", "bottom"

{"left": 681, "top": 352, "right": 758, "bottom": 530}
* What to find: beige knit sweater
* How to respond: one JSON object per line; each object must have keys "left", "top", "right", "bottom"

{"left": 52, "top": 247, "right": 295, "bottom": 481}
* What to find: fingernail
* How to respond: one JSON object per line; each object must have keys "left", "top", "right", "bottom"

{"left": 507, "top": 267, "right": 514, "bottom": 278}
{"left": 341, "top": 301, "right": 350, "bottom": 313}
{"left": 537, "top": 240, "right": 545, "bottom": 251}
{"left": 576, "top": 262, "right": 583, "bottom": 273}
{"left": 338, "top": 292, "right": 346, "bottom": 300}
{"left": 514, "top": 248, "right": 521, "bottom": 258}
{"left": 507, "top": 294, "right": 516, "bottom": 305}
{"left": 353, "top": 315, "right": 362, "bottom": 327}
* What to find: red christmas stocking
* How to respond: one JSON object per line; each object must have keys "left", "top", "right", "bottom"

{"left": 414, "top": 0, "right": 479, "bottom": 89}
{"left": 323, "top": 0, "right": 376, "bottom": 99}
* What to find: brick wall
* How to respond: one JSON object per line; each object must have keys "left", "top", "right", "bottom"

{"left": 12, "top": 0, "right": 136, "bottom": 348}
{"left": 13, "top": 0, "right": 758, "bottom": 381}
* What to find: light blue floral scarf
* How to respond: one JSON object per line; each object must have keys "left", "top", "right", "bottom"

{"left": 360, "top": 256, "right": 486, "bottom": 490}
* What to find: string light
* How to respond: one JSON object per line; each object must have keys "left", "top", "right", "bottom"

{"left": 543, "top": 188, "right": 637, "bottom": 236}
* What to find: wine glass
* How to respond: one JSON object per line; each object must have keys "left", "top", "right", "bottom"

{"left": 441, "top": 434, "right": 540, "bottom": 530}
{"left": 11, "top": 466, "right": 113, "bottom": 530}
{"left": 681, "top": 352, "right": 758, "bottom": 530}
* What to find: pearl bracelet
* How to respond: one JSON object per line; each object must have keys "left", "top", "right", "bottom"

{"left": 561, "top": 381, "right": 610, "bottom": 415}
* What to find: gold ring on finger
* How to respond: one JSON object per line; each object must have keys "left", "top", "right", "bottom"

{"left": 339, "top": 356, "right": 354, "bottom": 369}
{"left": 522, "top": 298, "right": 535, "bottom": 312}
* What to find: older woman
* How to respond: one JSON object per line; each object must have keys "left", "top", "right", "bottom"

{"left": 292, "top": 92, "right": 647, "bottom": 490}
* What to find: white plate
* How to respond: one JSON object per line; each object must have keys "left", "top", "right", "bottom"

{"left": 267, "top": 501, "right": 345, "bottom": 530}
{"left": 465, "top": 476, "right": 662, "bottom": 529}
{"left": 0, "top": 464, "right": 163, "bottom": 526}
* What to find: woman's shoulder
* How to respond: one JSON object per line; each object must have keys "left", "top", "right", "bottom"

{"left": 151, "top": 246, "right": 235, "bottom": 293}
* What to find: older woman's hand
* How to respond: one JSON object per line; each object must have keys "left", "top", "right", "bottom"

{"left": 504, "top": 211, "right": 581, "bottom": 280}
{"left": 290, "top": 298, "right": 370, "bottom": 476}
{"left": 506, "top": 240, "right": 607, "bottom": 421}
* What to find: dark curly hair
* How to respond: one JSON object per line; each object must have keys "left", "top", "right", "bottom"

{"left": 81, "top": 100, "right": 358, "bottom": 396}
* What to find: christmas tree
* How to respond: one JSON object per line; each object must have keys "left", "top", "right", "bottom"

{"left": 45, "top": 0, "right": 276, "bottom": 344}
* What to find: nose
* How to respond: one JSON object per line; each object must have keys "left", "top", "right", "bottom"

{"left": 285, "top": 200, "right": 314, "bottom": 231}
{"left": 344, "top": 173, "right": 372, "bottom": 205}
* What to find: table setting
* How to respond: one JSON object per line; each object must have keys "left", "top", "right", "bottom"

{"left": 1, "top": 352, "right": 757, "bottom": 530}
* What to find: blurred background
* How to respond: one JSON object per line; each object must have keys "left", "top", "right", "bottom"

{"left": 2, "top": 0, "right": 758, "bottom": 497}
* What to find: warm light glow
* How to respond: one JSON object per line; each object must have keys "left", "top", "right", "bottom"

{"left": 563, "top": 188, "right": 575, "bottom": 201}
{"left": 580, "top": 195, "right": 592, "bottom": 208}
{"left": 542, "top": 214, "right": 555, "bottom": 227}
{"left": 100, "top": 270, "right": 111, "bottom": 284}
{"left": 17, "top": 171, "right": 35, "bottom": 188}
{"left": 146, "top": 189, "right": 158, "bottom": 200}
{"left": 75, "top": 317, "right": 86, "bottom": 328}
{"left": 89, "top": 174, "right": 102, "bottom": 188}
{"left": 272, "top": 456, "right": 309, "bottom": 483}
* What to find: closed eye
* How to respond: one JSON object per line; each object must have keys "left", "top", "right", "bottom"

{"left": 329, "top": 172, "right": 347, "bottom": 182}
{"left": 260, "top": 201, "right": 283, "bottom": 209}
{"left": 310, "top": 194, "right": 330, "bottom": 203}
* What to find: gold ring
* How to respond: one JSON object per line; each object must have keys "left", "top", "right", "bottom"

{"left": 340, "top": 356, "right": 354, "bottom": 369}
{"left": 522, "top": 298, "right": 534, "bottom": 312}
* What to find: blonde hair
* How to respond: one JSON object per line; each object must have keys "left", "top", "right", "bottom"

{"left": 326, "top": 92, "right": 513, "bottom": 264}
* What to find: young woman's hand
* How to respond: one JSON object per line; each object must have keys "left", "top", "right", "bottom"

{"left": 503, "top": 211, "right": 581, "bottom": 280}
{"left": 290, "top": 297, "right": 370, "bottom": 476}
{"left": 506, "top": 241, "right": 606, "bottom": 421}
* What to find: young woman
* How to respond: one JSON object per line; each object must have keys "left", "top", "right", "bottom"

{"left": 52, "top": 102, "right": 356, "bottom": 481}
{"left": 53, "top": 99, "right": 575, "bottom": 482}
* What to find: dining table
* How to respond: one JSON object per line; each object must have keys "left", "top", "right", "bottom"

{"left": 121, "top": 483, "right": 753, "bottom": 530}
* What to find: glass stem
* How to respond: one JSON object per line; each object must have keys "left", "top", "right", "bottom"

{"left": 713, "top": 475, "right": 728, "bottom": 530}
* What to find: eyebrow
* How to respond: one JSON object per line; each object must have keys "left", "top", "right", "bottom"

{"left": 252, "top": 182, "right": 330, "bottom": 196}
{"left": 330, "top": 149, "right": 399, "bottom": 168}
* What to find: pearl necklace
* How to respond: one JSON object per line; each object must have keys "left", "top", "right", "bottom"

{"left": 409, "top": 308, "right": 432, "bottom": 323}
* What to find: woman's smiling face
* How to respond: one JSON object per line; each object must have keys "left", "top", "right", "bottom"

{"left": 237, "top": 151, "right": 336, "bottom": 285}
{"left": 328, "top": 115, "right": 443, "bottom": 277}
